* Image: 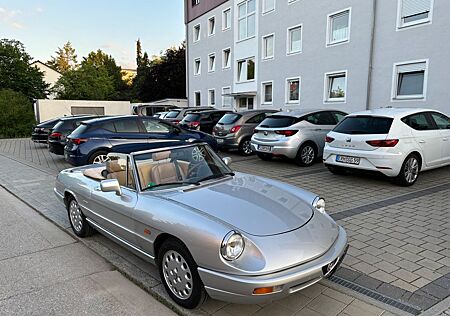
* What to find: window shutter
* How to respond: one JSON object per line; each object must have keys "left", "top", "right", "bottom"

{"left": 397, "top": 62, "right": 426, "bottom": 73}
{"left": 402, "top": 0, "right": 431, "bottom": 18}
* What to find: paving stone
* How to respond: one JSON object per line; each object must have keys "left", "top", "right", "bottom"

{"left": 340, "top": 300, "right": 384, "bottom": 316}
{"left": 358, "top": 253, "right": 382, "bottom": 265}
{"left": 352, "top": 262, "right": 378, "bottom": 275}
{"left": 397, "top": 259, "right": 421, "bottom": 272}
{"left": 376, "top": 283, "right": 407, "bottom": 300}
{"left": 353, "top": 275, "right": 382, "bottom": 290}
{"left": 392, "top": 279, "right": 418, "bottom": 292}
{"left": 369, "top": 270, "right": 397, "bottom": 283}
{"left": 307, "top": 294, "right": 347, "bottom": 316}
{"left": 417, "top": 258, "right": 444, "bottom": 271}
{"left": 412, "top": 277, "right": 432, "bottom": 288}
{"left": 376, "top": 260, "right": 399, "bottom": 274}
{"left": 392, "top": 269, "right": 420, "bottom": 283}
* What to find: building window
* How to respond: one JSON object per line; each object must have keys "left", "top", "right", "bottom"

{"left": 393, "top": 61, "right": 427, "bottom": 99}
{"left": 398, "top": 0, "right": 432, "bottom": 28}
{"left": 194, "top": 58, "right": 201, "bottom": 75}
{"left": 208, "top": 17, "right": 216, "bottom": 36}
{"left": 194, "top": 91, "right": 201, "bottom": 106}
{"left": 262, "top": 0, "right": 275, "bottom": 14}
{"left": 327, "top": 9, "right": 350, "bottom": 45}
{"left": 237, "top": 58, "right": 255, "bottom": 82}
{"left": 222, "top": 48, "right": 231, "bottom": 69}
{"left": 193, "top": 24, "right": 201, "bottom": 42}
{"left": 223, "top": 8, "right": 231, "bottom": 30}
{"left": 262, "top": 34, "right": 274, "bottom": 59}
{"left": 208, "top": 89, "right": 216, "bottom": 106}
{"left": 287, "top": 25, "right": 302, "bottom": 54}
{"left": 286, "top": 78, "right": 300, "bottom": 103}
{"left": 262, "top": 82, "right": 273, "bottom": 104}
{"left": 238, "top": 0, "right": 256, "bottom": 41}
{"left": 192, "top": 0, "right": 200, "bottom": 6}
{"left": 325, "top": 71, "right": 347, "bottom": 102}
{"left": 208, "top": 53, "right": 216, "bottom": 72}
{"left": 238, "top": 97, "right": 254, "bottom": 110}
{"left": 222, "top": 87, "right": 232, "bottom": 108}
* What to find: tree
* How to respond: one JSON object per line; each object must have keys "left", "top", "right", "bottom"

{"left": 0, "top": 89, "right": 36, "bottom": 138}
{"left": 47, "top": 41, "right": 77, "bottom": 73}
{"left": 0, "top": 39, "right": 49, "bottom": 99}
{"left": 136, "top": 39, "right": 143, "bottom": 68}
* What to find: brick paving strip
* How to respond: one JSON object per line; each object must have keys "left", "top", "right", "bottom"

{"left": 0, "top": 139, "right": 449, "bottom": 315}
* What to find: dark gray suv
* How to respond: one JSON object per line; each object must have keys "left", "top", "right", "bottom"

{"left": 213, "top": 110, "right": 277, "bottom": 155}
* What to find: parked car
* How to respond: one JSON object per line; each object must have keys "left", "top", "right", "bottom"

{"left": 251, "top": 109, "right": 348, "bottom": 166}
{"left": 179, "top": 110, "right": 232, "bottom": 134}
{"left": 323, "top": 108, "right": 450, "bottom": 186}
{"left": 31, "top": 117, "right": 61, "bottom": 143}
{"left": 48, "top": 115, "right": 100, "bottom": 155}
{"left": 55, "top": 143, "right": 348, "bottom": 309}
{"left": 213, "top": 110, "right": 277, "bottom": 155}
{"left": 163, "top": 106, "right": 214, "bottom": 125}
{"left": 64, "top": 115, "right": 217, "bottom": 166}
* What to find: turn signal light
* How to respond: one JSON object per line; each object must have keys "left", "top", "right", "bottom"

{"left": 275, "top": 130, "right": 298, "bottom": 137}
{"left": 230, "top": 125, "right": 242, "bottom": 133}
{"left": 253, "top": 285, "right": 282, "bottom": 295}
{"left": 366, "top": 139, "right": 399, "bottom": 147}
{"left": 325, "top": 136, "right": 335, "bottom": 143}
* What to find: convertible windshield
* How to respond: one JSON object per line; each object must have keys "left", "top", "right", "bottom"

{"left": 134, "top": 144, "right": 233, "bottom": 191}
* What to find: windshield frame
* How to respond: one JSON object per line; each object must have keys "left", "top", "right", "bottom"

{"left": 130, "top": 143, "right": 233, "bottom": 192}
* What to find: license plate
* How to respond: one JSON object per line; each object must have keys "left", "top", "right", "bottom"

{"left": 217, "top": 138, "right": 224, "bottom": 144}
{"left": 336, "top": 155, "right": 360, "bottom": 165}
{"left": 258, "top": 145, "right": 272, "bottom": 152}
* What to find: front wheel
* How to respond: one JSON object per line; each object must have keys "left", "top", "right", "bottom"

{"left": 67, "top": 197, "right": 95, "bottom": 237}
{"left": 158, "top": 238, "right": 206, "bottom": 309}
{"left": 238, "top": 138, "right": 253, "bottom": 156}
{"left": 395, "top": 154, "right": 420, "bottom": 186}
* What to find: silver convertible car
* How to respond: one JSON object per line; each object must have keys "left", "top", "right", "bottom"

{"left": 54, "top": 143, "right": 348, "bottom": 309}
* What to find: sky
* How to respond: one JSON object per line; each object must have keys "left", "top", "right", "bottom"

{"left": 0, "top": 0, "right": 185, "bottom": 69}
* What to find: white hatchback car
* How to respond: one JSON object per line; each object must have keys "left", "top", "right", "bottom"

{"left": 323, "top": 108, "right": 450, "bottom": 186}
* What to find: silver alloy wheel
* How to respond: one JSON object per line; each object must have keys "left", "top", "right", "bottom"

{"left": 404, "top": 156, "right": 419, "bottom": 184}
{"left": 93, "top": 154, "right": 108, "bottom": 164}
{"left": 69, "top": 200, "right": 83, "bottom": 232}
{"left": 162, "top": 250, "right": 193, "bottom": 300}
{"left": 301, "top": 146, "right": 315, "bottom": 164}
{"left": 192, "top": 147, "right": 205, "bottom": 162}
{"left": 242, "top": 140, "right": 252, "bottom": 155}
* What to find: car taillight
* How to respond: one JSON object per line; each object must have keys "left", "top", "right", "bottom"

{"left": 190, "top": 121, "right": 200, "bottom": 128}
{"left": 366, "top": 139, "right": 399, "bottom": 147}
{"left": 275, "top": 130, "right": 298, "bottom": 137}
{"left": 71, "top": 138, "right": 88, "bottom": 145}
{"left": 325, "top": 136, "right": 335, "bottom": 143}
{"left": 173, "top": 120, "right": 180, "bottom": 124}
{"left": 50, "top": 132, "right": 62, "bottom": 138}
{"left": 230, "top": 125, "right": 242, "bottom": 133}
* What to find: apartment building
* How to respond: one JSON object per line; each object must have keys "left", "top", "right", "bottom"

{"left": 185, "top": 0, "right": 449, "bottom": 113}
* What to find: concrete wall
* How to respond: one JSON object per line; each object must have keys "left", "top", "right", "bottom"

{"left": 35, "top": 100, "right": 132, "bottom": 123}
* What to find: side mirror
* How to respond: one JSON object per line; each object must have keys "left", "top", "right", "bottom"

{"left": 100, "top": 179, "right": 122, "bottom": 196}
{"left": 222, "top": 157, "right": 232, "bottom": 166}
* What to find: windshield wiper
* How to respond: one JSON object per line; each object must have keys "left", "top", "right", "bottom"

{"left": 197, "top": 172, "right": 235, "bottom": 183}
{"left": 142, "top": 181, "right": 200, "bottom": 191}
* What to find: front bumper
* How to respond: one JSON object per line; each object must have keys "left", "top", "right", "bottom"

{"left": 198, "top": 226, "right": 348, "bottom": 304}
{"left": 323, "top": 147, "right": 404, "bottom": 177}
{"left": 251, "top": 138, "right": 299, "bottom": 159}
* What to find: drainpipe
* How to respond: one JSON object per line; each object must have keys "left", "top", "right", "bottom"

{"left": 365, "top": 0, "right": 377, "bottom": 110}
{"left": 185, "top": 22, "right": 190, "bottom": 107}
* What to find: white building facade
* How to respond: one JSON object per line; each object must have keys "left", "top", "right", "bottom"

{"left": 185, "top": 0, "right": 450, "bottom": 113}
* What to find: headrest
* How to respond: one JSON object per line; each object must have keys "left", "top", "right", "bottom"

{"left": 153, "top": 151, "right": 171, "bottom": 161}
{"left": 106, "top": 160, "right": 125, "bottom": 172}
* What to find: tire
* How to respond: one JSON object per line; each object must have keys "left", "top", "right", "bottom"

{"left": 295, "top": 142, "right": 317, "bottom": 167}
{"left": 88, "top": 150, "right": 109, "bottom": 164}
{"left": 327, "top": 165, "right": 347, "bottom": 175}
{"left": 395, "top": 154, "right": 420, "bottom": 186}
{"left": 238, "top": 138, "right": 253, "bottom": 156}
{"left": 257, "top": 152, "right": 273, "bottom": 161}
{"left": 67, "top": 196, "right": 95, "bottom": 237}
{"left": 158, "top": 238, "right": 206, "bottom": 309}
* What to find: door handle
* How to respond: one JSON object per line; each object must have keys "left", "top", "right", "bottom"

{"left": 111, "top": 137, "right": 124, "bottom": 139}
{"left": 314, "top": 129, "right": 322, "bottom": 131}
{"left": 419, "top": 140, "right": 426, "bottom": 144}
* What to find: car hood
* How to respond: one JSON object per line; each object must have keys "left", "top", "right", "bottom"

{"left": 166, "top": 173, "right": 315, "bottom": 236}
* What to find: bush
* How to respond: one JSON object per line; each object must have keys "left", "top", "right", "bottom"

{"left": 0, "top": 89, "right": 36, "bottom": 138}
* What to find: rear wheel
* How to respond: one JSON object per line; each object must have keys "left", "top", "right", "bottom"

{"left": 396, "top": 154, "right": 420, "bottom": 186}
{"left": 295, "top": 143, "right": 317, "bottom": 167}
{"left": 158, "top": 238, "right": 206, "bottom": 309}
{"left": 89, "top": 150, "right": 109, "bottom": 164}
{"left": 67, "top": 197, "right": 94, "bottom": 237}
{"left": 238, "top": 138, "right": 253, "bottom": 156}
{"left": 257, "top": 152, "right": 272, "bottom": 161}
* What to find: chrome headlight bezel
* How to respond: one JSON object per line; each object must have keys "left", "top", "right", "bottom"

{"left": 313, "top": 197, "right": 326, "bottom": 214}
{"left": 220, "top": 231, "right": 245, "bottom": 261}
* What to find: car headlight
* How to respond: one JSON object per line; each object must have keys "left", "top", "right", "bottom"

{"left": 313, "top": 197, "right": 326, "bottom": 214}
{"left": 221, "top": 231, "right": 245, "bottom": 261}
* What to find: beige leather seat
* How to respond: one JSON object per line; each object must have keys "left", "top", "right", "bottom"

{"left": 150, "top": 151, "right": 185, "bottom": 185}
{"left": 106, "top": 160, "right": 126, "bottom": 186}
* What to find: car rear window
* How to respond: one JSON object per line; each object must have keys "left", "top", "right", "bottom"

{"left": 70, "top": 123, "right": 90, "bottom": 137}
{"left": 165, "top": 111, "right": 180, "bottom": 118}
{"left": 259, "top": 116, "right": 298, "bottom": 128}
{"left": 184, "top": 113, "right": 201, "bottom": 122}
{"left": 334, "top": 116, "right": 393, "bottom": 134}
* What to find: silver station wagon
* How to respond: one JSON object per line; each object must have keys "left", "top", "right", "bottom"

{"left": 54, "top": 143, "right": 348, "bottom": 308}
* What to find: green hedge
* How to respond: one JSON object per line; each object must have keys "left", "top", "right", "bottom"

{"left": 0, "top": 89, "right": 36, "bottom": 138}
